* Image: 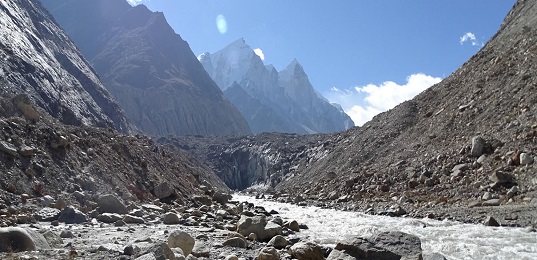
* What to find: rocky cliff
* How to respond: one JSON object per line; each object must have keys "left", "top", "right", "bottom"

{"left": 41, "top": 0, "right": 251, "bottom": 136}
{"left": 200, "top": 39, "right": 354, "bottom": 134}
{"left": 0, "top": 0, "right": 130, "bottom": 132}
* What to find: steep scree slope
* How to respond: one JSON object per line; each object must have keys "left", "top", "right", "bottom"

{"left": 276, "top": 0, "right": 537, "bottom": 218}
{"left": 41, "top": 0, "right": 251, "bottom": 136}
{"left": 0, "top": 0, "right": 130, "bottom": 132}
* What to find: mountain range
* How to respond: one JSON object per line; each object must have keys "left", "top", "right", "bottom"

{"left": 199, "top": 39, "right": 354, "bottom": 134}
{"left": 41, "top": 0, "right": 251, "bottom": 136}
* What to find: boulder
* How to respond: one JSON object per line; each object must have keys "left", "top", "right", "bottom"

{"left": 163, "top": 213, "right": 181, "bottom": 225}
{"left": 213, "top": 191, "right": 231, "bottom": 204}
{"left": 97, "top": 213, "right": 123, "bottom": 223}
{"left": 257, "top": 246, "right": 280, "bottom": 260}
{"left": 471, "top": 136, "right": 486, "bottom": 157}
{"left": 97, "top": 194, "right": 128, "bottom": 214}
{"left": 288, "top": 220, "right": 300, "bottom": 232}
{"left": 34, "top": 207, "right": 61, "bottom": 221}
{"left": 289, "top": 241, "right": 324, "bottom": 260}
{"left": 154, "top": 182, "right": 174, "bottom": 199}
{"left": 423, "top": 252, "right": 448, "bottom": 260}
{"left": 58, "top": 206, "right": 88, "bottom": 224}
{"left": 0, "top": 141, "right": 18, "bottom": 157}
{"left": 168, "top": 230, "right": 195, "bottom": 255}
{"left": 328, "top": 231, "right": 422, "bottom": 260}
{"left": 222, "top": 237, "right": 248, "bottom": 248}
{"left": 520, "top": 153, "right": 534, "bottom": 165}
{"left": 237, "top": 215, "right": 267, "bottom": 239}
{"left": 145, "top": 242, "right": 174, "bottom": 260}
{"left": 192, "top": 241, "right": 211, "bottom": 258}
{"left": 484, "top": 216, "right": 500, "bottom": 227}
{"left": 123, "top": 215, "right": 145, "bottom": 224}
{"left": 263, "top": 222, "right": 283, "bottom": 241}
{"left": 0, "top": 227, "right": 50, "bottom": 252}
{"left": 268, "top": 235, "right": 288, "bottom": 249}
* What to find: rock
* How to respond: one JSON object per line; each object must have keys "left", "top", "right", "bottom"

{"left": 225, "top": 255, "right": 239, "bottom": 260}
{"left": 328, "top": 231, "right": 422, "bottom": 260}
{"left": 58, "top": 206, "right": 88, "bottom": 224}
{"left": 491, "top": 170, "right": 512, "bottom": 184}
{"left": 163, "top": 213, "right": 181, "bottom": 225}
{"left": 41, "top": 230, "right": 62, "bottom": 248}
{"left": 168, "top": 230, "right": 195, "bottom": 256}
{"left": 268, "top": 235, "right": 288, "bottom": 249}
{"left": 248, "top": 233, "right": 258, "bottom": 241}
{"left": 192, "top": 241, "right": 211, "bottom": 258}
{"left": 257, "top": 246, "right": 280, "bottom": 260}
{"left": 237, "top": 215, "right": 266, "bottom": 239}
{"left": 123, "top": 215, "right": 145, "bottom": 224}
{"left": 507, "top": 186, "right": 519, "bottom": 198}
{"left": 482, "top": 192, "right": 493, "bottom": 201}
{"left": 124, "top": 244, "right": 140, "bottom": 256}
{"left": 97, "top": 213, "right": 123, "bottom": 223}
{"left": 482, "top": 199, "right": 501, "bottom": 206}
{"left": 154, "top": 182, "right": 174, "bottom": 199}
{"left": 289, "top": 241, "right": 324, "bottom": 260}
{"left": 0, "top": 141, "right": 18, "bottom": 157}
{"left": 451, "top": 164, "right": 469, "bottom": 177}
{"left": 192, "top": 195, "right": 212, "bottom": 206}
{"left": 18, "top": 145, "right": 35, "bottom": 157}
{"left": 520, "top": 153, "right": 534, "bottom": 165}
{"left": 288, "top": 220, "right": 300, "bottom": 232}
{"left": 213, "top": 191, "right": 231, "bottom": 204}
{"left": 484, "top": 216, "right": 500, "bottom": 226}
{"left": 471, "top": 136, "right": 486, "bottom": 157}
{"left": 34, "top": 207, "right": 61, "bottom": 222}
{"left": 423, "top": 252, "right": 448, "bottom": 260}
{"left": 60, "top": 230, "right": 74, "bottom": 238}
{"left": 98, "top": 194, "right": 128, "bottom": 214}
{"left": 146, "top": 242, "right": 174, "bottom": 260}
{"left": 476, "top": 154, "right": 487, "bottom": 164}
{"left": 222, "top": 237, "right": 248, "bottom": 248}
{"left": 263, "top": 222, "right": 283, "bottom": 241}
{"left": 0, "top": 227, "right": 50, "bottom": 252}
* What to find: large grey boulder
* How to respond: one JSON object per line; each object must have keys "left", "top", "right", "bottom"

{"left": 58, "top": 206, "right": 88, "bottom": 224}
{"left": 168, "top": 230, "right": 195, "bottom": 256}
{"left": 289, "top": 241, "right": 324, "bottom": 260}
{"left": 237, "top": 215, "right": 282, "bottom": 241}
{"left": 154, "top": 182, "right": 174, "bottom": 199}
{"left": 327, "top": 231, "right": 423, "bottom": 260}
{"left": 0, "top": 227, "right": 50, "bottom": 252}
{"left": 98, "top": 194, "right": 128, "bottom": 214}
{"left": 257, "top": 246, "right": 280, "bottom": 260}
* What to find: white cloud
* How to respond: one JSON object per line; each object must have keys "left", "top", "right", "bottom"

{"left": 127, "top": 0, "right": 144, "bottom": 6}
{"left": 326, "top": 73, "right": 442, "bottom": 126}
{"left": 253, "top": 48, "right": 265, "bottom": 61}
{"left": 460, "top": 32, "right": 478, "bottom": 46}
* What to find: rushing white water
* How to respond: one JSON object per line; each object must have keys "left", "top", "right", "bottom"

{"left": 234, "top": 195, "right": 537, "bottom": 260}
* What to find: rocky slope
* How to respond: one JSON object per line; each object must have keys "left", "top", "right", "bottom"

{"left": 0, "top": 0, "right": 130, "bottom": 132}
{"left": 273, "top": 0, "right": 537, "bottom": 225}
{"left": 199, "top": 39, "right": 354, "bottom": 134}
{"left": 41, "top": 0, "right": 251, "bottom": 136}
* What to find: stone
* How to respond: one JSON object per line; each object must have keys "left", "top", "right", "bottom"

{"left": 471, "top": 136, "right": 486, "bottom": 157}
{"left": 482, "top": 192, "right": 493, "bottom": 201}
{"left": 154, "top": 182, "right": 174, "bottom": 199}
{"left": 213, "top": 191, "right": 231, "bottom": 204}
{"left": 289, "top": 241, "right": 324, "bottom": 260}
{"left": 222, "top": 237, "right": 248, "bottom": 248}
{"left": 123, "top": 215, "right": 145, "bottom": 224}
{"left": 257, "top": 246, "right": 280, "bottom": 260}
{"left": 248, "top": 233, "right": 258, "bottom": 241}
{"left": 288, "top": 220, "right": 300, "bottom": 232}
{"left": 98, "top": 194, "right": 128, "bottom": 214}
{"left": 484, "top": 216, "right": 500, "bottom": 226}
{"left": 192, "top": 241, "right": 211, "bottom": 258}
{"left": 18, "top": 145, "right": 35, "bottom": 157}
{"left": 146, "top": 242, "right": 174, "bottom": 260}
{"left": 0, "top": 141, "right": 18, "bottom": 157}
{"left": 482, "top": 199, "right": 501, "bottom": 206}
{"left": 262, "top": 222, "right": 283, "bottom": 241}
{"left": 58, "top": 206, "right": 88, "bottom": 224}
{"left": 41, "top": 230, "right": 63, "bottom": 248}
{"left": 520, "top": 153, "right": 534, "bottom": 165}
{"left": 34, "top": 207, "right": 61, "bottom": 222}
{"left": 97, "top": 213, "right": 123, "bottom": 223}
{"left": 328, "top": 231, "right": 422, "bottom": 260}
{"left": 163, "top": 213, "right": 181, "bottom": 225}
{"left": 237, "top": 215, "right": 266, "bottom": 239}
{"left": 507, "top": 186, "right": 519, "bottom": 198}
{"left": 225, "top": 255, "right": 239, "bottom": 260}
{"left": 0, "top": 227, "right": 50, "bottom": 252}
{"left": 168, "top": 230, "right": 195, "bottom": 255}
{"left": 451, "top": 164, "right": 469, "bottom": 177}
{"left": 124, "top": 244, "right": 140, "bottom": 256}
{"left": 423, "top": 252, "right": 448, "bottom": 260}
{"left": 491, "top": 171, "right": 512, "bottom": 184}
{"left": 267, "top": 235, "right": 288, "bottom": 249}
{"left": 192, "top": 195, "right": 212, "bottom": 206}
{"left": 60, "top": 230, "right": 74, "bottom": 238}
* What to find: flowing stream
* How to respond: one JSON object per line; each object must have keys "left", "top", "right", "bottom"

{"left": 234, "top": 195, "right": 537, "bottom": 260}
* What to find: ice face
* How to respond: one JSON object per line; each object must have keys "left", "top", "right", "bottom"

{"left": 234, "top": 194, "right": 537, "bottom": 259}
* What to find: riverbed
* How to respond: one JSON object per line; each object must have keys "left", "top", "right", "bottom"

{"left": 234, "top": 194, "right": 537, "bottom": 260}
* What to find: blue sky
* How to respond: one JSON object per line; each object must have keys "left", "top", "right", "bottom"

{"left": 127, "top": 0, "right": 515, "bottom": 125}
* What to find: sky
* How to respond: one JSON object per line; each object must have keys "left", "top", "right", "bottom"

{"left": 127, "top": 0, "right": 515, "bottom": 126}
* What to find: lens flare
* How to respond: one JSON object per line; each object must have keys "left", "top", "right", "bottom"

{"left": 216, "top": 14, "right": 228, "bottom": 34}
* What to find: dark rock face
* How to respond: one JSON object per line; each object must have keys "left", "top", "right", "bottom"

{"left": 41, "top": 0, "right": 251, "bottom": 136}
{"left": 0, "top": 0, "right": 130, "bottom": 132}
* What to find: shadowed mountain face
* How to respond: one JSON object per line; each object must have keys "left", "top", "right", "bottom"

{"left": 0, "top": 0, "right": 130, "bottom": 132}
{"left": 200, "top": 39, "right": 354, "bottom": 134}
{"left": 41, "top": 0, "right": 251, "bottom": 136}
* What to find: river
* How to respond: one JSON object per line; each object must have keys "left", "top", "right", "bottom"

{"left": 233, "top": 194, "right": 537, "bottom": 260}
